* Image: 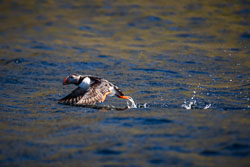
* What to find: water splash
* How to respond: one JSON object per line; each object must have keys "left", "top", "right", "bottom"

{"left": 204, "top": 104, "right": 212, "bottom": 109}
{"left": 182, "top": 99, "right": 196, "bottom": 110}
{"left": 181, "top": 90, "right": 212, "bottom": 110}
{"left": 137, "top": 103, "right": 148, "bottom": 108}
{"left": 127, "top": 97, "right": 137, "bottom": 108}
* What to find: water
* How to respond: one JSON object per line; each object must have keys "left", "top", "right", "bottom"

{"left": 127, "top": 97, "right": 137, "bottom": 109}
{"left": 0, "top": 0, "right": 249, "bottom": 166}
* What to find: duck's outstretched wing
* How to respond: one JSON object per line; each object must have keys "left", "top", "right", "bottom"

{"left": 76, "top": 81, "right": 111, "bottom": 105}
{"left": 76, "top": 87, "right": 103, "bottom": 105}
{"left": 58, "top": 87, "right": 87, "bottom": 105}
{"left": 59, "top": 80, "right": 111, "bottom": 105}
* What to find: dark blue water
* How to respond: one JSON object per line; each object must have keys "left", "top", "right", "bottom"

{"left": 0, "top": 0, "right": 249, "bottom": 166}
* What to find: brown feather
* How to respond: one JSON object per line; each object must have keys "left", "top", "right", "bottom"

{"left": 59, "top": 77, "right": 115, "bottom": 105}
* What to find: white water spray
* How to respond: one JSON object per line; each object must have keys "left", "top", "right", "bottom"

{"left": 127, "top": 97, "right": 137, "bottom": 108}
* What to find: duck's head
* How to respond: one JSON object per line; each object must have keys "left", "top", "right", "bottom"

{"left": 63, "top": 74, "right": 82, "bottom": 85}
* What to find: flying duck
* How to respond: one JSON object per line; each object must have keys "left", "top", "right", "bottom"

{"left": 58, "top": 74, "right": 132, "bottom": 105}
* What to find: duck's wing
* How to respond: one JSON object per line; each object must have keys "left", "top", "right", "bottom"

{"left": 58, "top": 87, "right": 87, "bottom": 105}
{"left": 59, "top": 79, "right": 111, "bottom": 105}
{"left": 76, "top": 81, "right": 111, "bottom": 105}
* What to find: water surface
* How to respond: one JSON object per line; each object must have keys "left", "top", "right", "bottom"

{"left": 0, "top": 0, "right": 249, "bottom": 166}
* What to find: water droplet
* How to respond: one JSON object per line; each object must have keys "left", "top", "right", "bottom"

{"left": 204, "top": 104, "right": 211, "bottom": 109}
{"left": 127, "top": 97, "right": 137, "bottom": 108}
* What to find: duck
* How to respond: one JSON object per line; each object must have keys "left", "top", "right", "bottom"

{"left": 58, "top": 74, "right": 132, "bottom": 105}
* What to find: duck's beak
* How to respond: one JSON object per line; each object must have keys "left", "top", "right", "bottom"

{"left": 63, "top": 76, "right": 69, "bottom": 85}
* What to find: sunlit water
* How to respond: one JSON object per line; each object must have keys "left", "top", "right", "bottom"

{"left": 0, "top": 0, "right": 249, "bottom": 166}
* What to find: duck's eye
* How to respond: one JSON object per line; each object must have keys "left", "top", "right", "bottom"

{"left": 70, "top": 76, "right": 73, "bottom": 79}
